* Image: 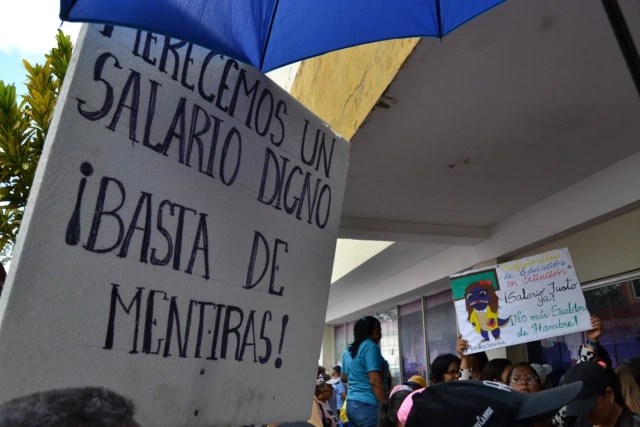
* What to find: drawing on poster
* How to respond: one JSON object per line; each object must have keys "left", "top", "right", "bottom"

{"left": 451, "top": 269, "right": 511, "bottom": 342}
{"left": 450, "top": 248, "right": 591, "bottom": 354}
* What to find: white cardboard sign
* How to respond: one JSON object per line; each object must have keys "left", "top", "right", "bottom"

{"left": 450, "top": 248, "right": 591, "bottom": 354}
{"left": 0, "top": 25, "right": 350, "bottom": 426}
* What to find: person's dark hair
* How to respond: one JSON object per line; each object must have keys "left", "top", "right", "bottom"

{"left": 349, "top": 316, "right": 381, "bottom": 358}
{"left": 377, "top": 390, "right": 411, "bottom": 427}
{"left": 315, "top": 382, "right": 333, "bottom": 398}
{"left": 596, "top": 345, "right": 613, "bottom": 369}
{"left": 0, "top": 263, "right": 6, "bottom": 296}
{"left": 429, "top": 353, "right": 461, "bottom": 384}
{"left": 317, "top": 366, "right": 326, "bottom": 377}
{"left": 333, "top": 365, "right": 341, "bottom": 375}
{"left": 0, "top": 387, "right": 136, "bottom": 427}
{"left": 480, "top": 358, "right": 512, "bottom": 382}
{"left": 622, "top": 357, "right": 640, "bottom": 387}
{"left": 470, "top": 352, "right": 489, "bottom": 377}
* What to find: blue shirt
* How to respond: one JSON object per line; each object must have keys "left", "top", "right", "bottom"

{"left": 342, "top": 347, "right": 352, "bottom": 376}
{"left": 333, "top": 379, "right": 347, "bottom": 410}
{"left": 342, "top": 339, "right": 384, "bottom": 406}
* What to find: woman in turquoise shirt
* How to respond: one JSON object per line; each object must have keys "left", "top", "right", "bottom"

{"left": 342, "top": 316, "right": 386, "bottom": 427}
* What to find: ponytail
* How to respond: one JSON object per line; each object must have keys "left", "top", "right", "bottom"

{"left": 349, "top": 316, "right": 380, "bottom": 359}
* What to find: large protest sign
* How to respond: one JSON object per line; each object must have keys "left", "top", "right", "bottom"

{"left": 450, "top": 248, "right": 591, "bottom": 354}
{"left": 0, "top": 25, "right": 349, "bottom": 425}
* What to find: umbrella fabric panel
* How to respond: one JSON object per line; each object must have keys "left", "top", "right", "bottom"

{"left": 262, "top": 0, "right": 441, "bottom": 71}
{"left": 60, "top": 0, "right": 508, "bottom": 71}
{"left": 61, "top": 0, "right": 277, "bottom": 67}
{"left": 441, "top": 0, "right": 507, "bottom": 35}
{"left": 264, "top": 0, "right": 507, "bottom": 70}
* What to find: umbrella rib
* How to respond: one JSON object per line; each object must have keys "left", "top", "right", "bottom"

{"left": 60, "top": 0, "right": 79, "bottom": 19}
{"left": 435, "top": 0, "right": 443, "bottom": 37}
{"left": 601, "top": 0, "right": 640, "bottom": 99}
{"left": 260, "top": 0, "right": 281, "bottom": 70}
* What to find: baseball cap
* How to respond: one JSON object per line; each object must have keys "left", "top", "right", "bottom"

{"left": 404, "top": 380, "right": 583, "bottom": 427}
{"left": 404, "top": 375, "right": 427, "bottom": 389}
{"left": 562, "top": 361, "right": 617, "bottom": 417}
{"left": 530, "top": 363, "right": 553, "bottom": 384}
{"left": 390, "top": 384, "right": 413, "bottom": 397}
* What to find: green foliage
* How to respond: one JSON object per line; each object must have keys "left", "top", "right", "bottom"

{"left": 0, "top": 30, "right": 73, "bottom": 253}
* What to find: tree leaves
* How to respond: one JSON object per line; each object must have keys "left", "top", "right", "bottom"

{"left": 0, "top": 30, "right": 73, "bottom": 252}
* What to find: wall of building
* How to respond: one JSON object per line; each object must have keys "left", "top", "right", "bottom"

{"left": 326, "top": 150, "right": 640, "bottom": 323}
{"left": 512, "top": 207, "right": 640, "bottom": 283}
{"left": 290, "top": 38, "right": 419, "bottom": 140}
{"left": 327, "top": 207, "right": 640, "bottom": 370}
{"left": 320, "top": 326, "right": 335, "bottom": 370}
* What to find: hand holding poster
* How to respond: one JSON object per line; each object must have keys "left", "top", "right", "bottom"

{"left": 0, "top": 25, "right": 349, "bottom": 425}
{"left": 450, "top": 248, "right": 591, "bottom": 354}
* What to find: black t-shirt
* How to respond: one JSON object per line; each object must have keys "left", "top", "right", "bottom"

{"left": 569, "top": 409, "right": 640, "bottom": 427}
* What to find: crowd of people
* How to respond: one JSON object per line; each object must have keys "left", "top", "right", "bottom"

{"left": 305, "top": 315, "right": 640, "bottom": 427}
{"left": 0, "top": 314, "right": 638, "bottom": 426}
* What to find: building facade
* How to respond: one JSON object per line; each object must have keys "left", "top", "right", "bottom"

{"left": 286, "top": 0, "right": 640, "bottom": 385}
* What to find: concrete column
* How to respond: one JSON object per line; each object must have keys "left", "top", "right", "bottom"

{"left": 320, "top": 325, "right": 335, "bottom": 368}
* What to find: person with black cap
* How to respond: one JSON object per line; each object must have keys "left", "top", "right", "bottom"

{"left": 402, "top": 380, "right": 583, "bottom": 427}
{"left": 562, "top": 361, "right": 640, "bottom": 427}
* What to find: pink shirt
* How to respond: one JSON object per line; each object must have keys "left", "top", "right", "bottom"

{"left": 397, "top": 388, "right": 425, "bottom": 424}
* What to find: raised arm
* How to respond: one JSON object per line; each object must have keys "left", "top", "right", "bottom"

{"left": 457, "top": 334, "right": 472, "bottom": 380}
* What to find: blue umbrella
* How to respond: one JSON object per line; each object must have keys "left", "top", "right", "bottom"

{"left": 59, "top": 0, "right": 506, "bottom": 72}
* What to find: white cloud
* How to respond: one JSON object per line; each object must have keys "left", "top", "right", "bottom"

{"left": 1, "top": 0, "right": 81, "bottom": 54}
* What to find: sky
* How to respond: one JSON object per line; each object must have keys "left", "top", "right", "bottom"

{"left": 0, "top": 1, "right": 81, "bottom": 92}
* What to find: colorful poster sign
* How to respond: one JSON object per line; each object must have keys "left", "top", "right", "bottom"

{"left": 450, "top": 248, "right": 591, "bottom": 354}
{"left": 0, "top": 25, "right": 349, "bottom": 425}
